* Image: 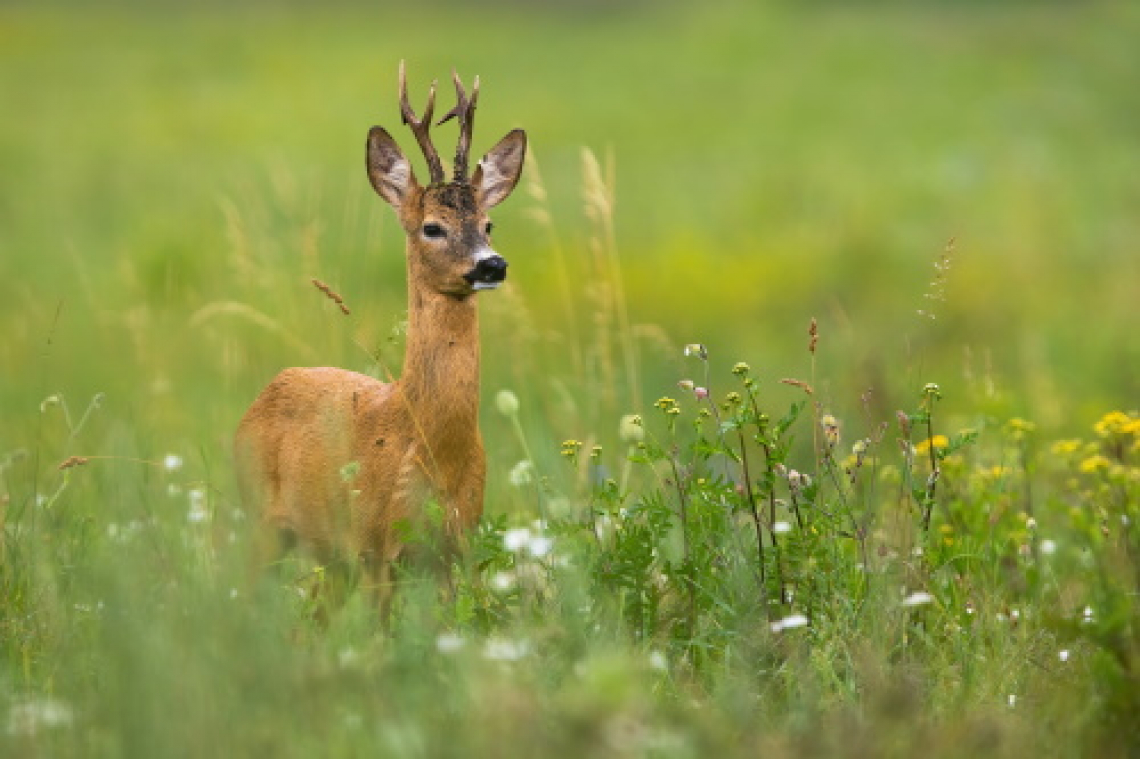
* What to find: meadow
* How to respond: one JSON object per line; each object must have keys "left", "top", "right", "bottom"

{"left": 1, "top": 1, "right": 1138, "bottom": 756}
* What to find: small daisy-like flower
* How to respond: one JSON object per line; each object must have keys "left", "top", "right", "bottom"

{"left": 560, "top": 440, "right": 583, "bottom": 459}
{"left": 508, "top": 460, "right": 535, "bottom": 488}
{"left": 648, "top": 651, "right": 668, "bottom": 671}
{"left": 527, "top": 535, "right": 554, "bottom": 558}
{"left": 773, "top": 521, "right": 792, "bottom": 534}
{"left": 1039, "top": 539, "right": 1057, "bottom": 555}
{"left": 731, "top": 362, "right": 750, "bottom": 377}
{"left": 436, "top": 633, "right": 466, "bottom": 654}
{"left": 677, "top": 380, "right": 695, "bottom": 392}
{"left": 1058, "top": 649, "right": 1070, "bottom": 663}
{"left": 483, "top": 638, "right": 530, "bottom": 661}
{"left": 503, "top": 528, "right": 532, "bottom": 552}
{"left": 683, "top": 343, "right": 708, "bottom": 360}
{"left": 902, "top": 591, "right": 934, "bottom": 607}
{"left": 770, "top": 614, "right": 809, "bottom": 632}
{"left": 495, "top": 390, "right": 520, "bottom": 418}
{"left": 619, "top": 414, "right": 644, "bottom": 444}
{"left": 163, "top": 454, "right": 183, "bottom": 472}
{"left": 694, "top": 387, "right": 709, "bottom": 400}
{"left": 1094, "top": 410, "right": 1139, "bottom": 438}
{"left": 821, "top": 414, "right": 841, "bottom": 445}
{"left": 187, "top": 488, "right": 209, "bottom": 523}
{"left": 1078, "top": 455, "right": 1111, "bottom": 474}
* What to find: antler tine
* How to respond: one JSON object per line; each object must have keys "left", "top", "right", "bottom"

{"left": 437, "top": 69, "right": 480, "bottom": 182}
{"left": 397, "top": 60, "right": 445, "bottom": 185}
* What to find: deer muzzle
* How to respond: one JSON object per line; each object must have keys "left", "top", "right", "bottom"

{"left": 465, "top": 252, "right": 508, "bottom": 291}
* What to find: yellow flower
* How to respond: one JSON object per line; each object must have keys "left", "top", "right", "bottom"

{"left": 1078, "top": 455, "right": 1112, "bottom": 474}
{"left": 1094, "top": 410, "right": 1140, "bottom": 438}
{"left": 914, "top": 435, "right": 950, "bottom": 455}
{"left": 1007, "top": 418, "right": 1036, "bottom": 435}
{"left": 1050, "top": 439, "right": 1082, "bottom": 456}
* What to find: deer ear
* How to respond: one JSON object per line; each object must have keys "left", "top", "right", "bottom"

{"left": 366, "top": 127, "right": 418, "bottom": 208}
{"left": 472, "top": 129, "right": 526, "bottom": 209}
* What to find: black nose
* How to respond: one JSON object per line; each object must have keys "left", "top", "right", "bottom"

{"left": 465, "top": 255, "right": 508, "bottom": 285}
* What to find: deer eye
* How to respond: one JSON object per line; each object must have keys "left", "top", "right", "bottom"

{"left": 484, "top": 222, "right": 494, "bottom": 235}
{"left": 422, "top": 223, "right": 446, "bottom": 239}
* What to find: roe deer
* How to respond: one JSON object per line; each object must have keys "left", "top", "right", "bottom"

{"left": 234, "top": 62, "right": 526, "bottom": 608}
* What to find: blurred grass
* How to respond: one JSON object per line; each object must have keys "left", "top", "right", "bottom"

{"left": 1, "top": 1, "right": 1139, "bottom": 755}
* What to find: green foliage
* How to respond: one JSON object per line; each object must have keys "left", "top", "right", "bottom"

{"left": 2, "top": 2, "right": 1139, "bottom": 756}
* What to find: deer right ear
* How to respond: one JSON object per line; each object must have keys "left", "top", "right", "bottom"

{"left": 366, "top": 127, "right": 417, "bottom": 208}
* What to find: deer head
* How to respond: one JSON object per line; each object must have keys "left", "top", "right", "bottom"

{"left": 365, "top": 62, "right": 527, "bottom": 299}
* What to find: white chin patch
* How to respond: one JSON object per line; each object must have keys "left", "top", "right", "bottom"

{"left": 473, "top": 281, "right": 501, "bottom": 291}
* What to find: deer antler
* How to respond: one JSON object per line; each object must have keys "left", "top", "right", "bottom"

{"left": 437, "top": 70, "right": 480, "bottom": 183}
{"left": 398, "top": 60, "right": 446, "bottom": 185}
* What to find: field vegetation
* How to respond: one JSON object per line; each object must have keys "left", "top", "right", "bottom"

{"left": 1, "top": 1, "right": 1138, "bottom": 756}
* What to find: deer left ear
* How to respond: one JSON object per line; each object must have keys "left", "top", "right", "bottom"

{"left": 472, "top": 129, "right": 526, "bottom": 209}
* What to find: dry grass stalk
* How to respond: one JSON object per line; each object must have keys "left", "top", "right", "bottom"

{"left": 312, "top": 279, "right": 351, "bottom": 315}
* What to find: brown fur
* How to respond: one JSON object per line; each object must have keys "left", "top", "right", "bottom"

{"left": 235, "top": 77, "right": 526, "bottom": 610}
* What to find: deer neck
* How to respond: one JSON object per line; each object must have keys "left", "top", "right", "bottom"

{"left": 398, "top": 275, "right": 481, "bottom": 448}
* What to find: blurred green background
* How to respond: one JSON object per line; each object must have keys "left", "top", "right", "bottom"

{"left": 2, "top": 0, "right": 1138, "bottom": 480}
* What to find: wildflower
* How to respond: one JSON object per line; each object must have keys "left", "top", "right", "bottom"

{"left": 527, "top": 534, "right": 554, "bottom": 558}
{"left": 773, "top": 521, "right": 792, "bottom": 534}
{"left": 503, "top": 527, "right": 532, "bottom": 552}
{"left": 483, "top": 637, "right": 530, "bottom": 661}
{"left": 163, "top": 454, "right": 183, "bottom": 472}
{"left": 560, "top": 440, "right": 582, "bottom": 460}
{"left": 821, "top": 414, "right": 840, "bottom": 445}
{"left": 1051, "top": 439, "right": 1082, "bottom": 456}
{"left": 495, "top": 390, "right": 520, "bottom": 418}
{"left": 914, "top": 435, "right": 950, "bottom": 456}
{"left": 1039, "top": 539, "right": 1057, "bottom": 555}
{"left": 1007, "top": 694, "right": 1017, "bottom": 708}
{"left": 648, "top": 651, "right": 668, "bottom": 671}
{"left": 770, "top": 614, "right": 809, "bottom": 632}
{"left": 732, "top": 362, "right": 750, "bottom": 377}
{"left": 6, "top": 697, "right": 74, "bottom": 736}
{"left": 490, "top": 572, "right": 516, "bottom": 591}
{"left": 923, "top": 383, "right": 942, "bottom": 400}
{"left": 1082, "top": 606, "right": 1094, "bottom": 623}
{"left": 1094, "top": 410, "right": 1139, "bottom": 437}
{"left": 694, "top": 387, "right": 709, "bottom": 400}
{"left": 723, "top": 391, "right": 740, "bottom": 406}
{"left": 590, "top": 445, "right": 603, "bottom": 460}
{"left": 683, "top": 343, "right": 708, "bottom": 360}
{"left": 852, "top": 440, "right": 868, "bottom": 456}
{"left": 1006, "top": 418, "right": 1036, "bottom": 440}
{"left": 902, "top": 591, "right": 934, "bottom": 607}
{"left": 187, "top": 488, "right": 209, "bottom": 523}
{"left": 619, "top": 414, "right": 644, "bottom": 444}
{"left": 654, "top": 397, "right": 677, "bottom": 412}
{"left": 508, "top": 460, "right": 535, "bottom": 488}
{"left": 1078, "top": 455, "right": 1111, "bottom": 474}
{"left": 436, "top": 633, "right": 466, "bottom": 654}
{"left": 1058, "top": 649, "right": 1070, "bottom": 663}
{"left": 677, "top": 380, "right": 695, "bottom": 392}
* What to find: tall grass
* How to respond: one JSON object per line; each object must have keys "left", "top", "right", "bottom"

{"left": 2, "top": 3, "right": 1139, "bottom": 756}
{"left": 3, "top": 144, "right": 1138, "bottom": 756}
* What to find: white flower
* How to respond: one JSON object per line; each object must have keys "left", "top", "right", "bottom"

{"left": 648, "top": 651, "right": 668, "bottom": 671}
{"left": 1058, "top": 649, "right": 1070, "bottom": 663}
{"left": 1039, "top": 539, "right": 1057, "bottom": 555}
{"left": 503, "top": 528, "right": 531, "bottom": 552}
{"left": 337, "top": 647, "right": 360, "bottom": 668}
{"left": 527, "top": 535, "right": 554, "bottom": 558}
{"left": 436, "top": 633, "right": 466, "bottom": 654}
{"left": 1007, "top": 694, "right": 1017, "bottom": 708}
{"left": 163, "top": 454, "right": 183, "bottom": 472}
{"left": 773, "top": 521, "right": 792, "bottom": 534}
{"left": 508, "top": 460, "right": 534, "bottom": 488}
{"left": 490, "top": 572, "right": 515, "bottom": 591}
{"left": 187, "top": 488, "right": 209, "bottom": 523}
{"left": 770, "top": 614, "right": 809, "bottom": 632}
{"left": 483, "top": 638, "right": 529, "bottom": 661}
{"left": 7, "top": 698, "right": 73, "bottom": 736}
{"left": 495, "top": 390, "right": 520, "bottom": 418}
{"left": 902, "top": 591, "right": 934, "bottom": 607}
